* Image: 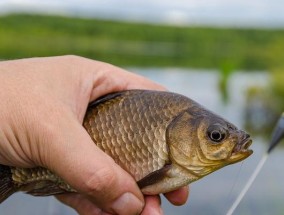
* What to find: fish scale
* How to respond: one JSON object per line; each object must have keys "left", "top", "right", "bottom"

{"left": 84, "top": 91, "right": 190, "bottom": 181}
{"left": 11, "top": 168, "right": 56, "bottom": 184}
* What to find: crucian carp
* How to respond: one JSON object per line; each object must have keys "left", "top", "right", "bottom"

{"left": 0, "top": 90, "right": 253, "bottom": 202}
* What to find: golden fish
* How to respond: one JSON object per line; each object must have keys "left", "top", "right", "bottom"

{"left": 0, "top": 90, "right": 253, "bottom": 202}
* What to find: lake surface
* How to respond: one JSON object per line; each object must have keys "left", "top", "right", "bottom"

{"left": 1, "top": 69, "right": 283, "bottom": 215}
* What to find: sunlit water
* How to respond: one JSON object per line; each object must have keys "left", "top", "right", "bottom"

{"left": 1, "top": 69, "right": 283, "bottom": 215}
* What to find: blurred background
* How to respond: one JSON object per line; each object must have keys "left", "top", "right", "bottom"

{"left": 0, "top": 0, "right": 284, "bottom": 214}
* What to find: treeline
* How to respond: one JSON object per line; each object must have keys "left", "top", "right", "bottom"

{"left": 1, "top": 14, "right": 284, "bottom": 70}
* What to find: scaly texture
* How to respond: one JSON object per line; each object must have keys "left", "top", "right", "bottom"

{"left": 11, "top": 167, "right": 74, "bottom": 192}
{"left": 84, "top": 90, "right": 192, "bottom": 181}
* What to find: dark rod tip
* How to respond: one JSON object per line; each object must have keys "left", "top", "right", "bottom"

{"left": 267, "top": 113, "right": 284, "bottom": 154}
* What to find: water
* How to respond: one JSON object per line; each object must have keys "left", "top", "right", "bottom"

{"left": 1, "top": 69, "right": 283, "bottom": 215}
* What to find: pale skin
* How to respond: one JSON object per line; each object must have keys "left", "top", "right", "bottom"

{"left": 0, "top": 56, "right": 189, "bottom": 215}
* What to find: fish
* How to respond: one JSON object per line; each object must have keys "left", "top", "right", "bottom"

{"left": 0, "top": 90, "right": 253, "bottom": 203}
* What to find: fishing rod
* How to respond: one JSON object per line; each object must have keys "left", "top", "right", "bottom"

{"left": 226, "top": 112, "right": 284, "bottom": 215}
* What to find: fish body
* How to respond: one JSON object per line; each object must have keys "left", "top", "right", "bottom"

{"left": 0, "top": 90, "right": 253, "bottom": 202}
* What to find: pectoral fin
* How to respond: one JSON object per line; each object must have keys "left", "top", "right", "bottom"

{"left": 137, "top": 164, "right": 172, "bottom": 189}
{"left": 139, "top": 163, "right": 197, "bottom": 195}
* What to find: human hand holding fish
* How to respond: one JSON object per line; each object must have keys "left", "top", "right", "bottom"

{"left": 0, "top": 55, "right": 190, "bottom": 215}
{"left": 0, "top": 55, "right": 252, "bottom": 215}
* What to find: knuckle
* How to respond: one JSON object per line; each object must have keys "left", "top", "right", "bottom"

{"left": 60, "top": 54, "right": 80, "bottom": 61}
{"left": 58, "top": 55, "right": 86, "bottom": 66}
{"left": 83, "top": 167, "right": 117, "bottom": 196}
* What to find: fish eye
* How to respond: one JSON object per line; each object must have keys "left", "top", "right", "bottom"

{"left": 207, "top": 125, "right": 227, "bottom": 143}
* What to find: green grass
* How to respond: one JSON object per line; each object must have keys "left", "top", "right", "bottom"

{"left": 1, "top": 14, "right": 284, "bottom": 70}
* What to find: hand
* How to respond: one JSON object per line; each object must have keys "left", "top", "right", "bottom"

{"left": 0, "top": 56, "right": 189, "bottom": 215}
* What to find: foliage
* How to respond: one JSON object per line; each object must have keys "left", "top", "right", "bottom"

{"left": 270, "top": 68, "right": 284, "bottom": 112}
{"left": 1, "top": 14, "right": 284, "bottom": 70}
{"left": 218, "top": 61, "right": 236, "bottom": 103}
{"left": 244, "top": 69, "right": 284, "bottom": 137}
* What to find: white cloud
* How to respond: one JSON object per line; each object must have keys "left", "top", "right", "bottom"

{"left": 1, "top": 0, "right": 284, "bottom": 27}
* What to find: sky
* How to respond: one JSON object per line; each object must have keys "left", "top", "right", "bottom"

{"left": 1, "top": 0, "right": 284, "bottom": 28}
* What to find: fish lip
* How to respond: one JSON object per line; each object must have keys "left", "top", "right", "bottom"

{"left": 232, "top": 137, "right": 253, "bottom": 154}
{"left": 229, "top": 137, "right": 253, "bottom": 163}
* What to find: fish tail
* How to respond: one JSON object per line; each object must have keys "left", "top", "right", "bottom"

{"left": 0, "top": 164, "right": 16, "bottom": 203}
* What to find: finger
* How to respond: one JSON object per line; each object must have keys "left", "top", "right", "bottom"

{"left": 85, "top": 60, "right": 167, "bottom": 101}
{"left": 45, "top": 115, "right": 144, "bottom": 215}
{"left": 56, "top": 193, "right": 111, "bottom": 215}
{"left": 163, "top": 186, "right": 189, "bottom": 206}
{"left": 141, "top": 195, "right": 163, "bottom": 215}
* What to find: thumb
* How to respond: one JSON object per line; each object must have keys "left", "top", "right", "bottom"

{"left": 44, "top": 117, "right": 144, "bottom": 215}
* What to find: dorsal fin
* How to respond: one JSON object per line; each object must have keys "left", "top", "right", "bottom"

{"left": 88, "top": 91, "right": 125, "bottom": 110}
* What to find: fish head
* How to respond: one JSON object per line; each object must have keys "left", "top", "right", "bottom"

{"left": 167, "top": 108, "right": 253, "bottom": 179}
{"left": 196, "top": 114, "right": 253, "bottom": 164}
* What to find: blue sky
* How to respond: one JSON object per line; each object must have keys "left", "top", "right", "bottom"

{"left": 1, "top": 0, "right": 284, "bottom": 27}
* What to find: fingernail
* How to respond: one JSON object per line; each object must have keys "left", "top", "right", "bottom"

{"left": 111, "top": 192, "right": 143, "bottom": 215}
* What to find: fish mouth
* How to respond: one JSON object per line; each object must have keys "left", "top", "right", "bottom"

{"left": 229, "top": 136, "right": 253, "bottom": 163}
